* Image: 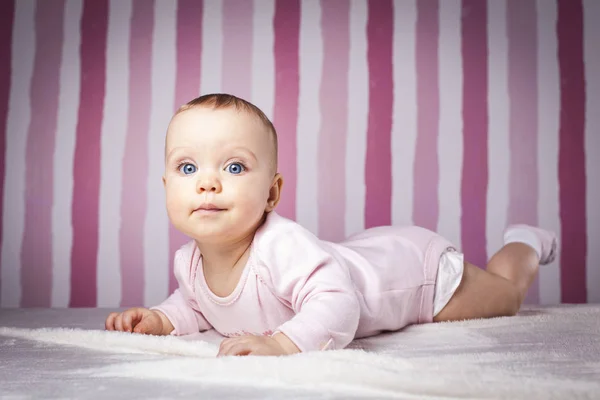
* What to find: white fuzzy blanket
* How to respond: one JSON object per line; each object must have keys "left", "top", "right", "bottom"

{"left": 1, "top": 306, "right": 599, "bottom": 399}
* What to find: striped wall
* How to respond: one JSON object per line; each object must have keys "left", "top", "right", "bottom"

{"left": 0, "top": 0, "right": 598, "bottom": 308}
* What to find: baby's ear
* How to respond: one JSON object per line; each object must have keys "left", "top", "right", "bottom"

{"left": 266, "top": 173, "right": 283, "bottom": 212}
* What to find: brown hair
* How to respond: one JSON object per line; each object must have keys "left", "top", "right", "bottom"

{"left": 176, "top": 93, "right": 278, "bottom": 170}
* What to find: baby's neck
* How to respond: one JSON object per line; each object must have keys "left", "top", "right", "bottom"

{"left": 196, "top": 232, "right": 254, "bottom": 276}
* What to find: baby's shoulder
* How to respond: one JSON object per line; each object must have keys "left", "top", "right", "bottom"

{"left": 251, "top": 214, "right": 332, "bottom": 288}
{"left": 172, "top": 240, "right": 198, "bottom": 269}
{"left": 253, "top": 212, "right": 321, "bottom": 251}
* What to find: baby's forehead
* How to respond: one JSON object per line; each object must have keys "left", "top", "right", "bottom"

{"left": 170, "top": 106, "right": 268, "bottom": 139}
{"left": 165, "top": 106, "right": 276, "bottom": 163}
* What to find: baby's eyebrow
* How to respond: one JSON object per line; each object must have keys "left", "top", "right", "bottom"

{"left": 230, "top": 147, "right": 258, "bottom": 162}
{"left": 165, "top": 147, "right": 188, "bottom": 161}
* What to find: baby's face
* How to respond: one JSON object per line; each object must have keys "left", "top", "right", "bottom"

{"left": 163, "top": 106, "right": 277, "bottom": 244}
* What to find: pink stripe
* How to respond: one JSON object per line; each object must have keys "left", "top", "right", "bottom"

{"left": 557, "top": 0, "right": 587, "bottom": 303}
{"left": 318, "top": 0, "right": 349, "bottom": 242}
{"left": 412, "top": 0, "right": 439, "bottom": 232}
{"left": 364, "top": 0, "right": 393, "bottom": 229}
{"left": 0, "top": 0, "right": 14, "bottom": 302}
{"left": 169, "top": 0, "right": 203, "bottom": 294}
{"left": 69, "top": 0, "right": 108, "bottom": 307}
{"left": 120, "top": 0, "right": 154, "bottom": 307}
{"left": 507, "top": 0, "right": 540, "bottom": 304}
{"left": 460, "top": 0, "right": 488, "bottom": 268}
{"left": 221, "top": 0, "right": 253, "bottom": 100}
{"left": 273, "top": 0, "right": 300, "bottom": 221}
{"left": 20, "top": 0, "right": 65, "bottom": 307}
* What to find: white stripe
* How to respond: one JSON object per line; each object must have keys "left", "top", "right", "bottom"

{"left": 437, "top": 0, "right": 463, "bottom": 249}
{"left": 536, "top": 0, "right": 561, "bottom": 305}
{"left": 144, "top": 0, "right": 176, "bottom": 307}
{"left": 200, "top": 1, "right": 223, "bottom": 95}
{"left": 295, "top": 0, "right": 322, "bottom": 235}
{"left": 51, "top": 0, "right": 82, "bottom": 307}
{"left": 345, "top": 0, "right": 368, "bottom": 238}
{"left": 0, "top": 0, "right": 35, "bottom": 307}
{"left": 584, "top": 0, "right": 600, "bottom": 303}
{"left": 96, "top": 0, "right": 132, "bottom": 308}
{"left": 486, "top": 0, "right": 510, "bottom": 261}
{"left": 391, "top": 0, "right": 417, "bottom": 226}
{"left": 251, "top": 0, "right": 275, "bottom": 121}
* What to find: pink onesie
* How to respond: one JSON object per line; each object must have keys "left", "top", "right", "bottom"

{"left": 152, "top": 211, "right": 456, "bottom": 352}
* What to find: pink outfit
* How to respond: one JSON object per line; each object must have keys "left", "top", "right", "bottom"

{"left": 152, "top": 211, "right": 456, "bottom": 352}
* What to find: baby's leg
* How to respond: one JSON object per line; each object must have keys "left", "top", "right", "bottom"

{"left": 433, "top": 225, "right": 557, "bottom": 322}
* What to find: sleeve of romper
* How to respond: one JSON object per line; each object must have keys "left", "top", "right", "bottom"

{"left": 256, "top": 229, "right": 360, "bottom": 352}
{"left": 150, "top": 242, "right": 212, "bottom": 336}
{"left": 150, "top": 289, "right": 211, "bottom": 336}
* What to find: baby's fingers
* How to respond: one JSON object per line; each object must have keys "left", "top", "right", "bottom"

{"left": 132, "top": 316, "right": 155, "bottom": 335}
{"left": 105, "top": 312, "right": 119, "bottom": 331}
{"left": 218, "top": 337, "right": 253, "bottom": 357}
{"left": 223, "top": 342, "right": 254, "bottom": 357}
{"left": 121, "top": 311, "right": 139, "bottom": 333}
{"left": 114, "top": 313, "right": 125, "bottom": 332}
{"left": 217, "top": 338, "right": 236, "bottom": 356}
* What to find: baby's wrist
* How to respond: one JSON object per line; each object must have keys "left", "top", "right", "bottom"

{"left": 152, "top": 310, "right": 174, "bottom": 336}
{"left": 271, "top": 332, "right": 301, "bottom": 355}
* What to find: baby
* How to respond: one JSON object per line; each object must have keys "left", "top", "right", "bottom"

{"left": 105, "top": 93, "right": 557, "bottom": 357}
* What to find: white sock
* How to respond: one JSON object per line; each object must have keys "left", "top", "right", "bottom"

{"left": 503, "top": 228, "right": 542, "bottom": 260}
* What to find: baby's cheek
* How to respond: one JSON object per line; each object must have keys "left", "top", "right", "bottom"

{"left": 165, "top": 193, "right": 187, "bottom": 222}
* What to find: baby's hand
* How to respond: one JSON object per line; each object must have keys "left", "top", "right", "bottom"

{"left": 217, "top": 333, "right": 301, "bottom": 357}
{"left": 105, "top": 307, "right": 172, "bottom": 335}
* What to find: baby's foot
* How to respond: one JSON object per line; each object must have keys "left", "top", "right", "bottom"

{"left": 503, "top": 225, "right": 558, "bottom": 265}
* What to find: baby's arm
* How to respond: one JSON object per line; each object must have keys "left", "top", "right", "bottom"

{"left": 105, "top": 289, "right": 212, "bottom": 336}
{"left": 150, "top": 288, "right": 212, "bottom": 335}
{"left": 273, "top": 264, "right": 361, "bottom": 352}
{"left": 260, "top": 231, "right": 361, "bottom": 352}
{"left": 218, "top": 248, "right": 360, "bottom": 356}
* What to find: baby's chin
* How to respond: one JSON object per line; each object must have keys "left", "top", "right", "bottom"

{"left": 187, "top": 225, "right": 255, "bottom": 245}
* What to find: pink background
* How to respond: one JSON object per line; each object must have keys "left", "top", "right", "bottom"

{"left": 0, "top": 0, "right": 598, "bottom": 308}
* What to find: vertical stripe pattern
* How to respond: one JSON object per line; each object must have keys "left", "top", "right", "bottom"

{"left": 437, "top": 0, "right": 463, "bottom": 249}
{"left": 221, "top": 0, "right": 253, "bottom": 100}
{"left": 584, "top": 0, "right": 600, "bottom": 303}
{"left": 273, "top": 0, "right": 300, "bottom": 221}
{"left": 486, "top": 0, "right": 510, "bottom": 271}
{"left": 52, "top": 0, "right": 82, "bottom": 307}
{"left": 295, "top": 0, "right": 321, "bottom": 235}
{"left": 119, "top": 0, "right": 153, "bottom": 307}
{"left": 69, "top": 0, "right": 108, "bottom": 307}
{"left": 1, "top": 0, "right": 35, "bottom": 307}
{"left": 1, "top": 0, "right": 598, "bottom": 307}
{"left": 413, "top": 0, "right": 439, "bottom": 232}
{"left": 144, "top": 0, "right": 176, "bottom": 307}
{"left": 460, "top": 0, "right": 488, "bottom": 268}
{"left": 318, "top": 0, "right": 349, "bottom": 242}
{"left": 0, "top": 0, "right": 15, "bottom": 302}
{"left": 365, "top": 0, "right": 393, "bottom": 229}
{"left": 536, "top": 0, "right": 561, "bottom": 305}
{"left": 507, "top": 0, "right": 540, "bottom": 303}
{"left": 345, "top": 0, "right": 368, "bottom": 237}
{"left": 20, "top": 0, "right": 64, "bottom": 307}
{"left": 557, "top": 0, "right": 587, "bottom": 303}
{"left": 97, "top": 0, "right": 131, "bottom": 307}
{"left": 391, "top": 0, "right": 417, "bottom": 227}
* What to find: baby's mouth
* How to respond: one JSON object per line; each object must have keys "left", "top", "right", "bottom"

{"left": 193, "top": 203, "right": 227, "bottom": 214}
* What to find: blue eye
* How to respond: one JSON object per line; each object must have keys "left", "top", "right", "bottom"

{"left": 226, "top": 162, "right": 245, "bottom": 175}
{"left": 179, "top": 163, "right": 197, "bottom": 175}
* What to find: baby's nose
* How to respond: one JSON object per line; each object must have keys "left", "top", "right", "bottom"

{"left": 196, "top": 175, "right": 222, "bottom": 193}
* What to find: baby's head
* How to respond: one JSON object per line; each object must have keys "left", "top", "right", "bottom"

{"left": 163, "top": 93, "right": 282, "bottom": 244}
